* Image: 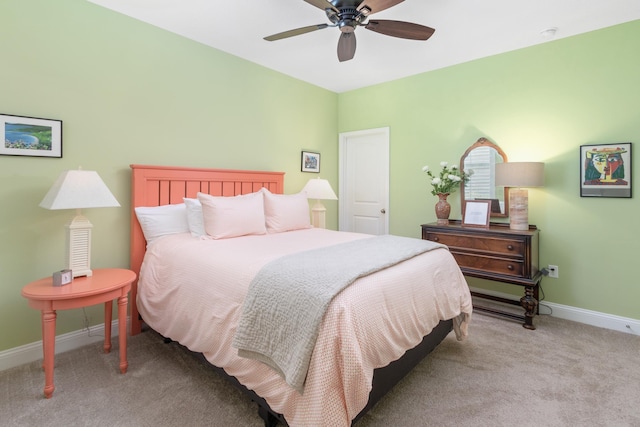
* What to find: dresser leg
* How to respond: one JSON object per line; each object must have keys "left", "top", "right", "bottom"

{"left": 520, "top": 285, "right": 538, "bottom": 330}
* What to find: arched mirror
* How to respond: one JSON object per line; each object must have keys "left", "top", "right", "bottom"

{"left": 460, "top": 137, "right": 509, "bottom": 218}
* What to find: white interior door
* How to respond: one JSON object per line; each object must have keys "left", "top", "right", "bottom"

{"left": 339, "top": 127, "right": 389, "bottom": 235}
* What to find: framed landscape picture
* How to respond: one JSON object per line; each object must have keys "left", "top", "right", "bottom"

{"left": 580, "top": 143, "right": 632, "bottom": 198}
{"left": 1, "top": 114, "right": 62, "bottom": 158}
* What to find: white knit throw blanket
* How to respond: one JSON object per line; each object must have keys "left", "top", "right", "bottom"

{"left": 232, "top": 234, "right": 445, "bottom": 393}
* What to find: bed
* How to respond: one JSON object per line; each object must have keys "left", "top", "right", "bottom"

{"left": 129, "top": 164, "right": 472, "bottom": 426}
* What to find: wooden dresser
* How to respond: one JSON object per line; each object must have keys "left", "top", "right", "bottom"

{"left": 421, "top": 220, "right": 542, "bottom": 329}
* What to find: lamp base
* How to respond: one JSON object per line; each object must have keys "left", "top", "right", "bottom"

{"left": 310, "top": 201, "right": 327, "bottom": 229}
{"left": 508, "top": 188, "right": 529, "bottom": 231}
{"left": 66, "top": 214, "right": 93, "bottom": 277}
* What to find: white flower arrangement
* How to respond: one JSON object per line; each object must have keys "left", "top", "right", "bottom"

{"left": 422, "top": 161, "right": 472, "bottom": 196}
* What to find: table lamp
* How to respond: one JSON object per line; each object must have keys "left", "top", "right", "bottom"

{"left": 39, "top": 169, "right": 120, "bottom": 277}
{"left": 302, "top": 177, "right": 338, "bottom": 228}
{"left": 495, "top": 162, "right": 544, "bottom": 231}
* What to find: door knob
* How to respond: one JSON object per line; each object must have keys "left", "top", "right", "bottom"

{"left": 380, "top": 209, "right": 386, "bottom": 214}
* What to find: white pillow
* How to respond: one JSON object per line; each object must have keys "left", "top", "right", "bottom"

{"left": 263, "top": 189, "right": 311, "bottom": 233}
{"left": 197, "top": 191, "right": 267, "bottom": 239}
{"left": 134, "top": 204, "right": 189, "bottom": 244}
{"left": 183, "top": 198, "right": 206, "bottom": 237}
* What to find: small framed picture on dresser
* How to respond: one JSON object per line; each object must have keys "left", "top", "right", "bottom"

{"left": 462, "top": 200, "right": 491, "bottom": 228}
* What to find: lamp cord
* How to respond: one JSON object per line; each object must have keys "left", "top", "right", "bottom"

{"left": 82, "top": 307, "right": 103, "bottom": 338}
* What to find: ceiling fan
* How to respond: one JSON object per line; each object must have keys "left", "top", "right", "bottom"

{"left": 264, "top": 0, "right": 435, "bottom": 62}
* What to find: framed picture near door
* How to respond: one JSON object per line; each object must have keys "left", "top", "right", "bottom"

{"left": 301, "top": 151, "right": 320, "bottom": 173}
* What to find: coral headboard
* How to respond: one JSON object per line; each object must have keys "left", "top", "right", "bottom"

{"left": 129, "top": 164, "right": 285, "bottom": 335}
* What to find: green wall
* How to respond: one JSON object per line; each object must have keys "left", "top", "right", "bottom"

{"left": 0, "top": 0, "right": 338, "bottom": 352}
{"left": 1, "top": 1, "right": 638, "bottom": 354}
{"left": 338, "top": 20, "right": 640, "bottom": 320}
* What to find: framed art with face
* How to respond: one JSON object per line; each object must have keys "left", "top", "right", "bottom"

{"left": 580, "top": 143, "right": 631, "bottom": 198}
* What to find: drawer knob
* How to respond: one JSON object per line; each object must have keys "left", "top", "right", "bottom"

{"left": 507, "top": 264, "right": 514, "bottom": 270}
{"left": 433, "top": 237, "right": 440, "bottom": 242}
{"left": 507, "top": 245, "right": 514, "bottom": 251}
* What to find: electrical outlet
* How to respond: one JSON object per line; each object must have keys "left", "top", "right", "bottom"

{"left": 548, "top": 264, "right": 559, "bottom": 279}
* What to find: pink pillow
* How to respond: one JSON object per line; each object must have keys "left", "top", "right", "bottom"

{"left": 263, "top": 189, "right": 311, "bottom": 233}
{"left": 197, "top": 191, "right": 267, "bottom": 239}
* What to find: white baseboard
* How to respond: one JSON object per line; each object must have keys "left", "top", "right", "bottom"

{"left": 543, "top": 301, "right": 640, "bottom": 335}
{"left": 471, "top": 286, "right": 640, "bottom": 336}
{"left": 0, "top": 319, "right": 122, "bottom": 372}
{"left": 2, "top": 297, "right": 639, "bottom": 373}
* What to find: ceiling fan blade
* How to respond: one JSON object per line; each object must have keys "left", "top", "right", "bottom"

{"left": 365, "top": 20, "right": 435, "bottom": 40}
{"left": 304, "top": 0, "right": 339, "bottom": 14}
{"left": 357, "top": 0, "right": 404, "bottom": 15}
{"left": 337, "top": 32, "right": 357, "bottom": 62}
{"left": 264, "top": 24, "right": 329, "bottom": 41}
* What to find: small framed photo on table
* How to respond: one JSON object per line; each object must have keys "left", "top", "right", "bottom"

{"left": 462, "top": 200, "right": 491, "bottom": 228}
{"left": 301, "top": 151, "right": 320, "bottom": 173}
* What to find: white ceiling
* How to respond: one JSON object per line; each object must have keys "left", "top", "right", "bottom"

{"left": 88, "top": 0, "right": 640, "bottom": 93}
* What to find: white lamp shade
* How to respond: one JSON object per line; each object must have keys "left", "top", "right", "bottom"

{"left": 302, "top": 178, "right": 338, "bottom": 200}
{"left": 39, "top": 170, "right": 120, "bottom": 210}
{"left": 495, "top": 162, "right": 544, "bottom": 188}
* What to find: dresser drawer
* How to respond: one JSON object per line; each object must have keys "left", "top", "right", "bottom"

{"left": 452, "top": 252, "right": 525, "bottom": 277}
{"left": 424, "top": 231, "right": 525, "bottom": 258}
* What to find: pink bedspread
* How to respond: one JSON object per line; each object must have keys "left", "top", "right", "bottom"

{"left": 137, "top": 228, "right": 472, "bottom": 426}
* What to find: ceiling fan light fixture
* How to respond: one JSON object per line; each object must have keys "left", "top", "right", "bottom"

{"left": 326, "top": 9, "right": 339, "bottom": 22}
{"left": 339, "top": 21, "right": 356, "bottom": 33}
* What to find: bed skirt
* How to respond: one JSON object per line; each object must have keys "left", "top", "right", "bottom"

{"left": 164, "top": 318, "right": 454, "bottom": 426}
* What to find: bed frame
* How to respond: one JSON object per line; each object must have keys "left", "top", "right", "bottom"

{"left": 129, "top": 164, "right": 453, "bottom": 426}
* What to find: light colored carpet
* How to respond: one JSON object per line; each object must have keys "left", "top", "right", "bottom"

{"left": 2, "top": 313, "right": 639, "bottom": 426}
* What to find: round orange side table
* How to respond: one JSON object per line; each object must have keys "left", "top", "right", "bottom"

{"left": 21, "top": 268, "right": 136, "bottom": 398}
